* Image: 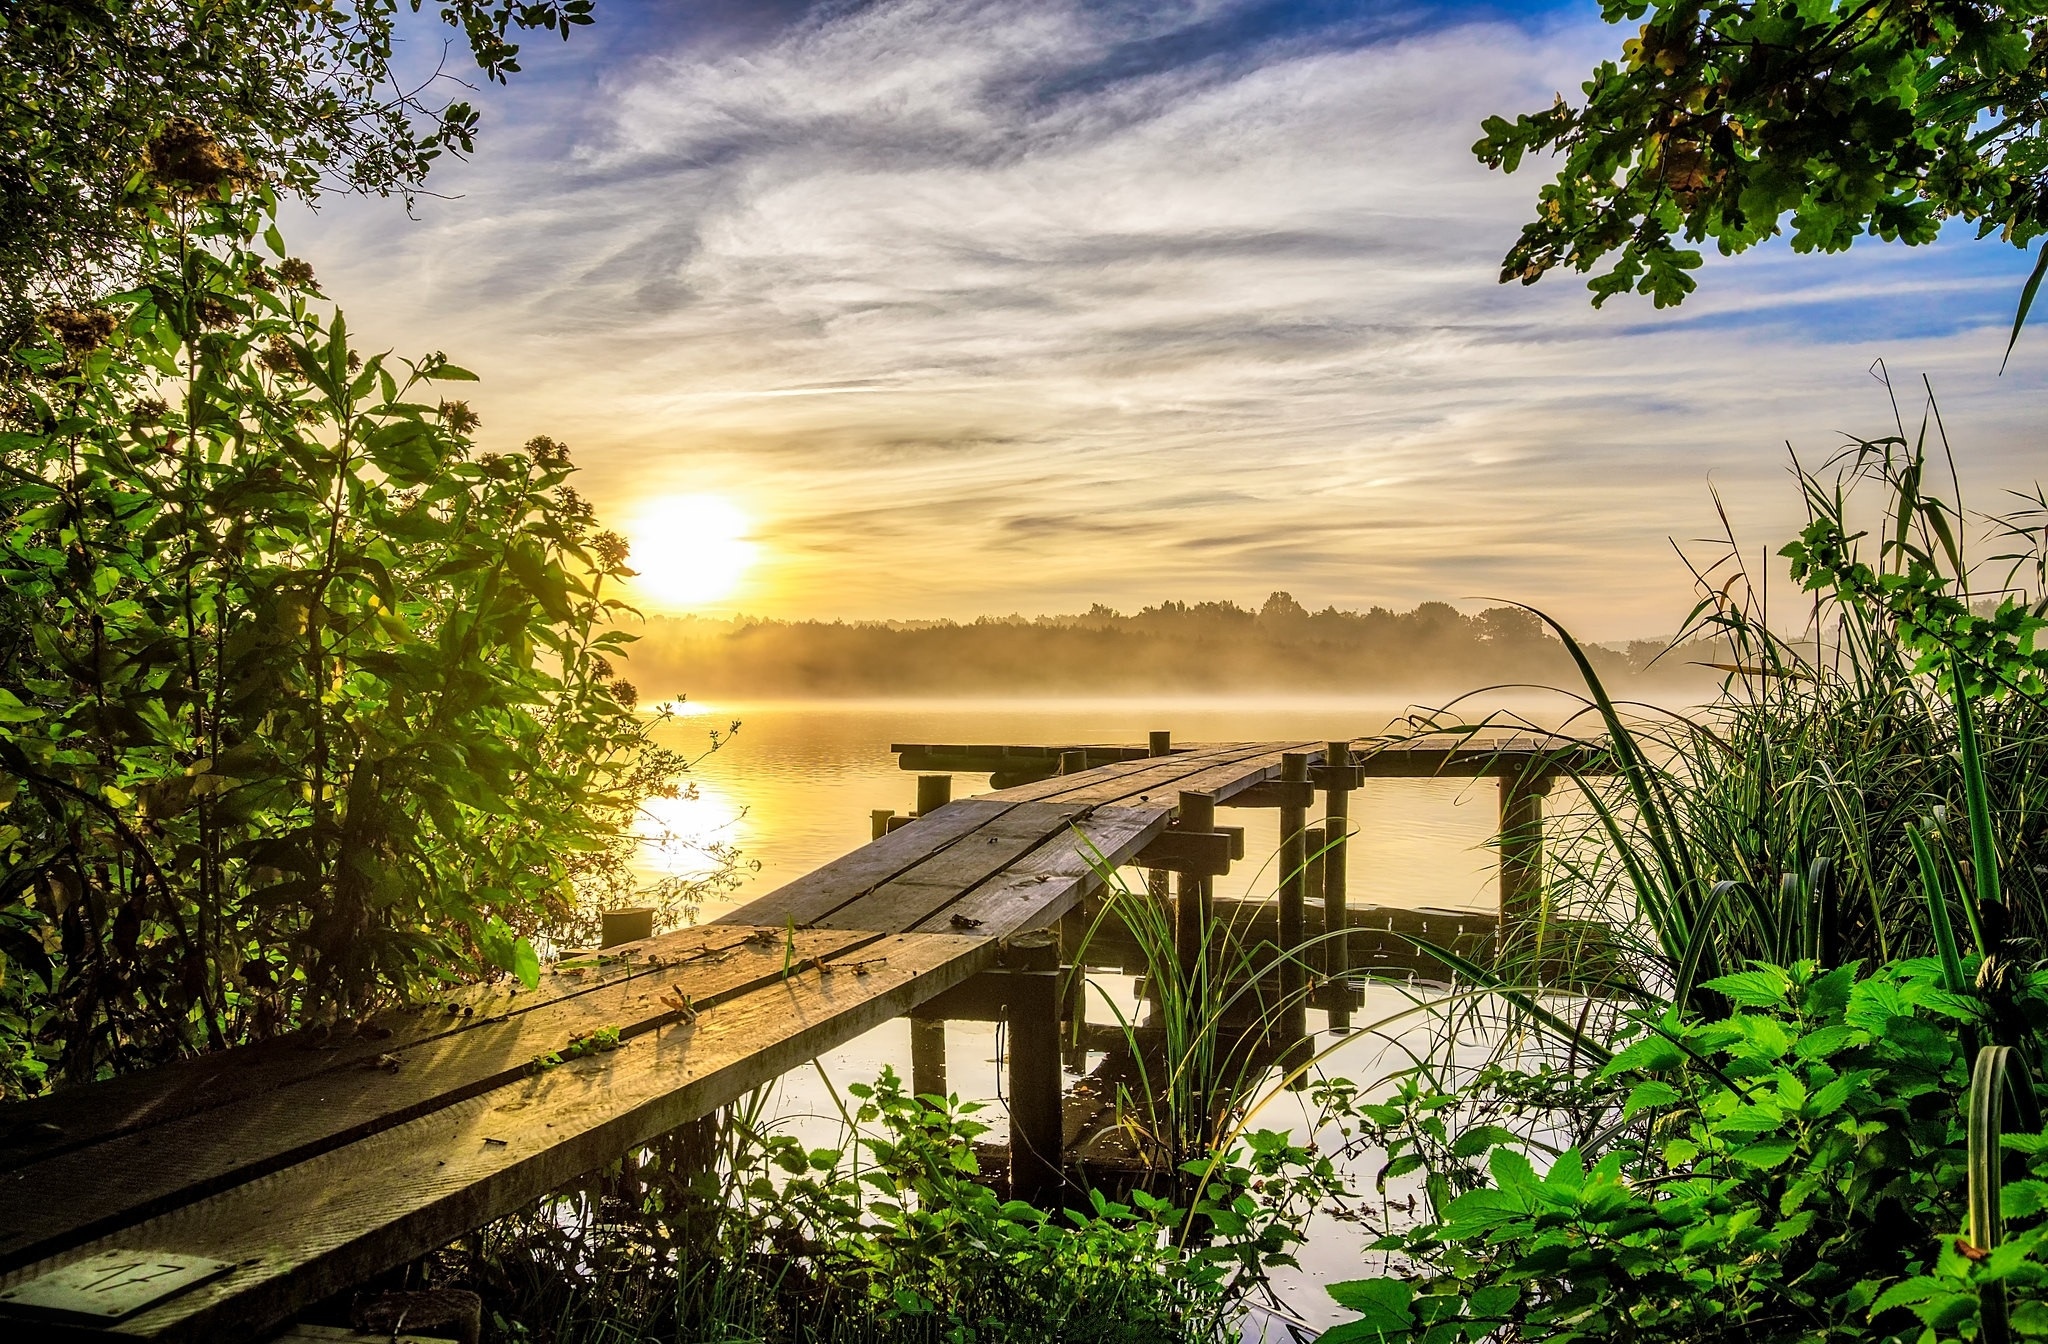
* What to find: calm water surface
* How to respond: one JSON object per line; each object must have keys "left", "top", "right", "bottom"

{"left": 630, "top": 697, "right": 1570, "bottom": 1334}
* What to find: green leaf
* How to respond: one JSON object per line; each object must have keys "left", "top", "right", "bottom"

{"left": 0, "top": 689, "right": 43, "bottom": 724}
{"left": 1624, "top": 1080, "right": 1681, "bottom": 1119}
{"left": 1602, "top": 1033, "right": 1685, "bottom": 1076}
{"left": 511, "top": 937, "right": 541, "bottom": 990}
{"left": 1702, "top": 965, "right": 1794, "bottom": 1009}
{"left": 1326, "top": 1277, "right": 1414, "bottom": 1330}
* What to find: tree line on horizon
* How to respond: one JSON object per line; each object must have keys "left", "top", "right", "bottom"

{"left": 620, "top": 591, "right": 1716, "bottom": 698}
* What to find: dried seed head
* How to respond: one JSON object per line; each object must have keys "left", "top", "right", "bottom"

{"left": 261, "top": 333, "right": 297, "bottom": 375}
{"left": 145, "top": 117, "right": 246, "bottom": 196}
{"left": 43, "top": 307, "right": 118, "bottom": 352}
{"left": 276, "top": 257, "right": 317, "bottom": 290}
{"left": 439, "top": 399, "right": 480, "bottom": 434}
{"left": 590, "top": 529, "right": 630, "bottom": 570}
{"left": 195, "top": 294, "right": 236, "bottom": 329}
{"left": 526, "top": 435, "right": 571, "bottom": 470}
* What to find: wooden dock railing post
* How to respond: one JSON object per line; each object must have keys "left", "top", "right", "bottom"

{"left": 1277, "top": 753, "right": 1310, "bottom": 1048}
{"left": 1005, "top": 931, "right": 1064, "bottom": 1208}
{"left": 1498, "top": 766, "right": 1554, "bottom": 946}
{"left": 916, "top": 774, "right": 952, "bottom": 816}
{"left": 1173, "top": 791, "right": 1216, "bottom": 983}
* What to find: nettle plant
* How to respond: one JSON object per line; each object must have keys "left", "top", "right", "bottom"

{"left": 1321, "top": 957, "right": 2048, "bottom": 1344}
{"left": 0, "top": 132, "right": 690, "bottom": 1093}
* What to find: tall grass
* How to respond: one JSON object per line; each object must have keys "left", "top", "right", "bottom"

{"left": 1452, "top": 402, "right": 2048, "bottom": 1021}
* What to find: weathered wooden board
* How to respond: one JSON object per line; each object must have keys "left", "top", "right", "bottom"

{"left": 0, "top": 929, "right": 872, "bottom": 1275}
{"left": 909, "top": 805, "right": 1171, "bottom": 937}
{"left": 0, "top": 923, "right": 815, "bottom": 1177}
{"left": 712, "top": 798, "right": 1015, "bottom": 928}
{"left": 0, "top": 934, "right": 995, "bottom": 1344}
{"left": 817, "top": 803, "right": 1093, "bottom": 932}
{"left": 981, "top": 742, "right": 1255, "bottom": 804}
{"left": 1354, "top": 734, "right": 1605, "bottom": 778}
{"left": 1154, "top": 743, "right": 1323, "bottom": 807}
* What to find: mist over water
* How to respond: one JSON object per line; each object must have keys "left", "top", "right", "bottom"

{"left": 637, "top": 695, "right": 1589, "bottom": 915}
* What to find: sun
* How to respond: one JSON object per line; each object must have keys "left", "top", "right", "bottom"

{"left": 624, "top": 495, "right": 758, "bottom": 609}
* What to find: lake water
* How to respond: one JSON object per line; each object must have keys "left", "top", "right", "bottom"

{"left": 630, "top": 696, "right": 1565, "bottom": 1334}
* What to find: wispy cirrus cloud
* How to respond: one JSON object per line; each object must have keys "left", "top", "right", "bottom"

{"left": 293, "top": 0, "right": 2048, "bottom": 637}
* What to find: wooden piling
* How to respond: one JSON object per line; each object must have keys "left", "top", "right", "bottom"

{"left": 1499, "top": 767, "right": 1553, "bottom": 943}
{"left": 871, "top": 809, "right": 896, "bottom": 841}
{"left": 1005, "top": 931, "right": 1064, "bottom": 1208}
{"left": 1277, "top": 753, "right": 1310, "bottom": 1047}
{"left": 1173, "top": 791, "right": 1216, "bottom": 982}
{"left": 910, "top": 1018, "right": 948, "bottom": 1101}
{"left": 1323, "top": 741, "right": 1355, "bottom": 1033}
{"left": 916, "top": 774, "right": 952, "bottom": 816}
{"left": 1149, "top": 730, "right": 1173, "bottom": 758}
{"left": 1060, "top": 749, "right": 1086, "bottom": 776}
{"left": 1323, "top": 741, "right": 1353, "bottom": 974}
{"left": 600, "top": 907, "right": 655, "bottom": 948}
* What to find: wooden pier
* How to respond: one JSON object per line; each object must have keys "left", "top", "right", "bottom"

{"left": 0, "top": 731, "right": 1596, "bottom": 1342}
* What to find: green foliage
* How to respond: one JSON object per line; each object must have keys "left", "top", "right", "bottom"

{"left": 1477, "top": 1, "right": 2048, "bottom": 313}
{"left": 1481, "top": 396, "right": 2048, "bottom": 1021}
{"left": 0, "top": 148, "right": 695, "bottom": 1093}
{"left": 0, "top": 0, "right": 596, "bottom": 335}
{"left": 461, "top": 1066, "right": 1339, "bottom": 1343}
{"left": 1323, "top": 957, "right": 2048, "bottom": 1343}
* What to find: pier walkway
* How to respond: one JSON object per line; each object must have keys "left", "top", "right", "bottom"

{"left": 0, "top": 732, "right": 1593, "bottom": 1341}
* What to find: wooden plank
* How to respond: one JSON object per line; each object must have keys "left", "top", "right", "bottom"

{"left": 1354, "top": 734, "right": 1606, "bottom": 778}
{"left": 0, "top": 929, "right": 871, "bottom": 1275}
{"left": 1011, "top": 742, "right": 1277, "bottom": 807}
{"left": 981, "top": 741, "right": 1254, "bottom": 804}
{"left": 816, "top": 802, "right": 1090, "bottom": 932}
{"left": 1156, "top": 742, "right": 1323, "bottom": 806}
{"left": 0, "top": 923, "right": 803, "bottom": 1176}
{"left": 908, "top": 805, "right": 1168, "bottom": 937}
{"left": 0, "top": 934, "right": 995, "bottom": 1344}
{"left": 713, "top": 797, "right": 1014, "bottom": 928}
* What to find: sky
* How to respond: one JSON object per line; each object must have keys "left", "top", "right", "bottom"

{"left": 289, "top": 0, "right": 2048, "bottom": 640}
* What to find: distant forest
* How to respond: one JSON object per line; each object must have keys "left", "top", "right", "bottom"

{"left": 619, "top": 593, "right": 1717, "bottom": 699}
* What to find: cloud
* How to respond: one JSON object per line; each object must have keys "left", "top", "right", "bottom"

{"left": 290, "top": 0, "right": 2048, "bottom": 638}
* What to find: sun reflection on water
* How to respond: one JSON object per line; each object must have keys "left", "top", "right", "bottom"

{"left": 636, "top": 778, "right": 747, "bottom": 882}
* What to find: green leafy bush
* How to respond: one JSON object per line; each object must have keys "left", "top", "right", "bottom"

{"left": 1324, "top": 957, "right": 2048, "bottom": 1343}
{"left": 0, "top": 134, "right": 694, "bottom": 1092}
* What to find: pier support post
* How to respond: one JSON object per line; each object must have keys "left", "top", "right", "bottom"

{"left": 916, "top": 774, "right": 952, "bottom": 817}
{"left": 1277, "top": 754, "right": 1310, "bottom": 1048}
{"left": 1005, "top": 931, "right": 1064, "bottom": 1208}
{"left": 1323, "top": 741, "right": 1355, "bottom": 1033}
{"left": 1149, "top": 730, "right": 1174, "bottom": 757}
{"left": 1499, "top": 768, "right": 1554, "bottom": 946}
{"left": 1060, "top": 750, "right": 1086, "bottom": 776}
{"left": 910, "top": 1018, "right": 948, "bottom": 1101}
{"left": 1173, "top": 791, "right": 1216, "bottom": 984}
{"left": 871, "top": 809, "right": 895, "bottom": 841}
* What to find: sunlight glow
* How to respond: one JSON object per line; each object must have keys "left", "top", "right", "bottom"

{"left": 626, "top": 494, "right": 758, "bottom": 609}
{"left": 636, "top": 780, "right": 746, "bottom": 882}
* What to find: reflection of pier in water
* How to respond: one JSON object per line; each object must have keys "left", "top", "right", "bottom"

{"left": 0, "top": 732, "right": 1602, "bottom": 1343}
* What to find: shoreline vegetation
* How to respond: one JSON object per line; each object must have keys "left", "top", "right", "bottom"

{"left": 624, "top": 598, "right": 1719, "bottom": 700}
